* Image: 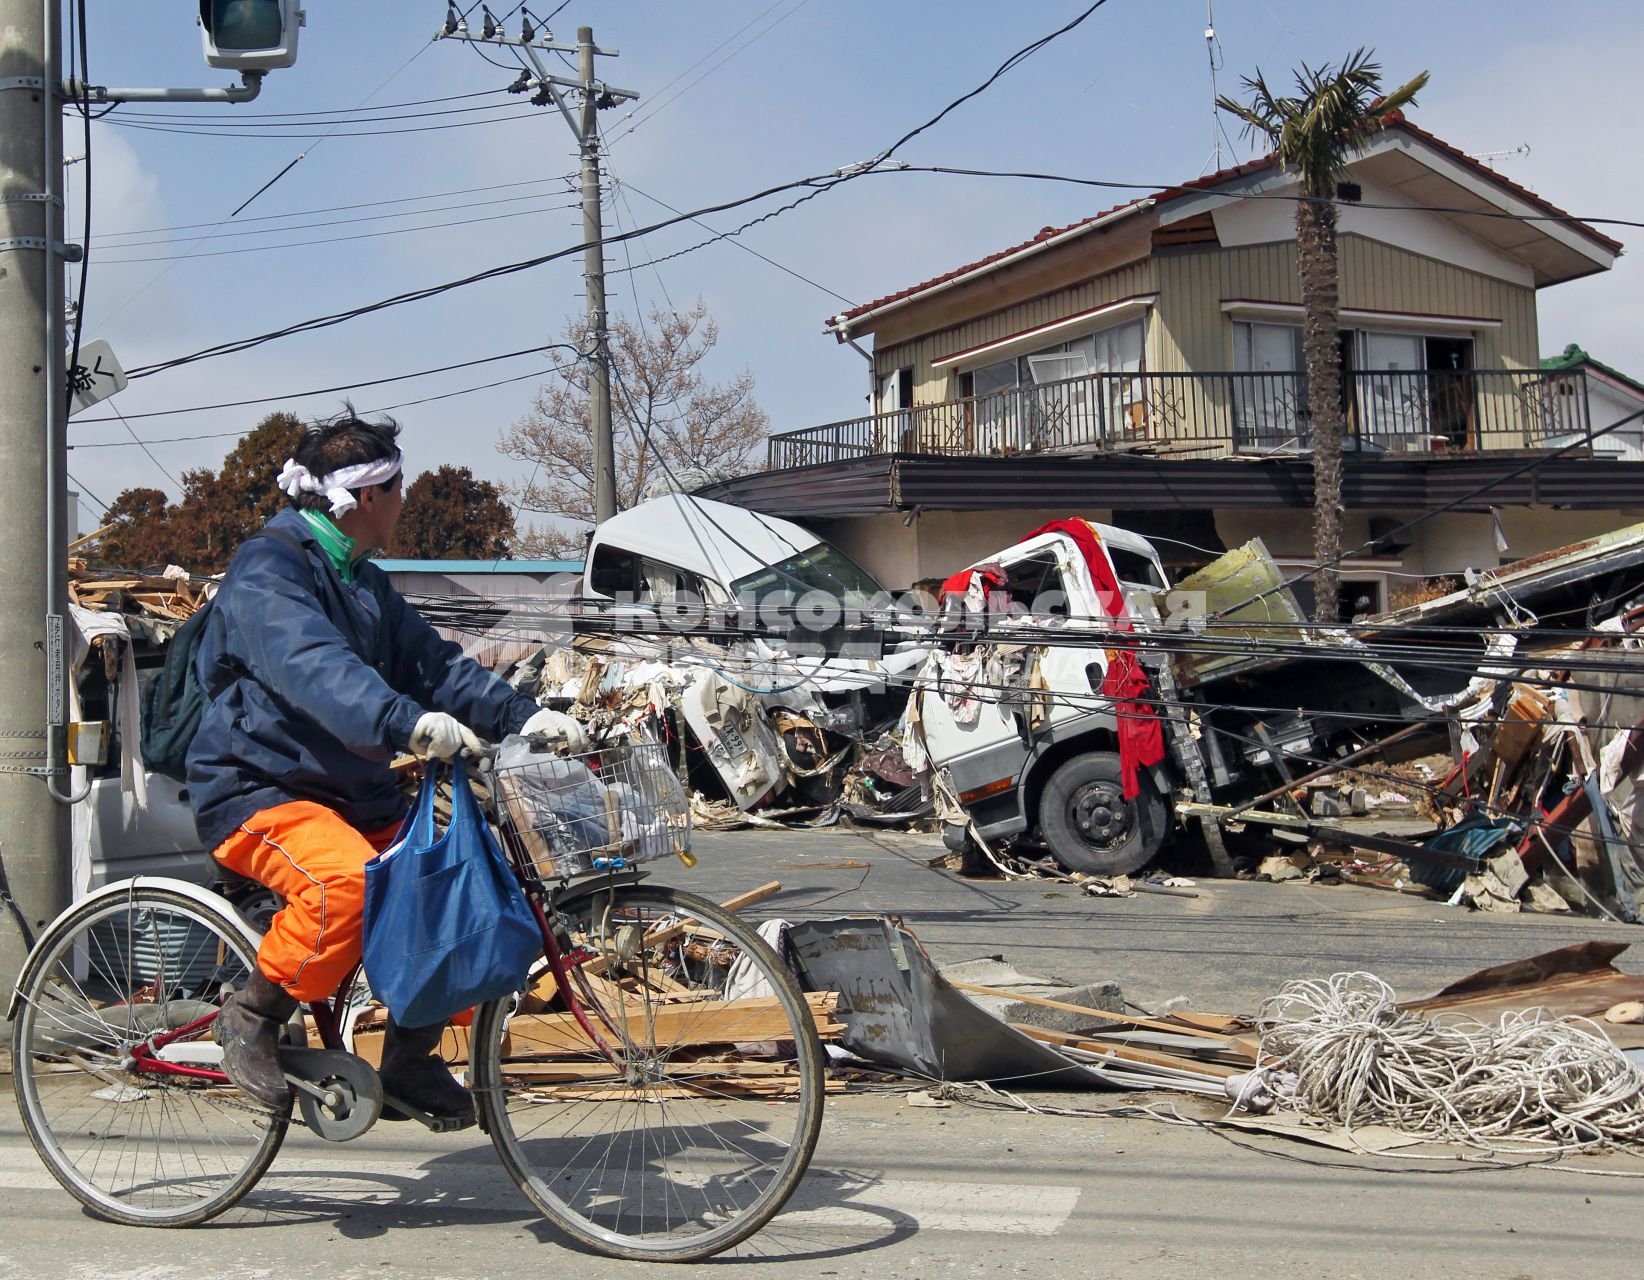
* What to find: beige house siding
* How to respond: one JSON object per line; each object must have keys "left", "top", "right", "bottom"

{"left": 873, "top": 258, "right": 1158, "bottom": 404}
{"left": 860, "top": 223, "right": 1548, "bottom": 455}
{"left": 1151, "top": 235, "right": 1540, "bottom": 373}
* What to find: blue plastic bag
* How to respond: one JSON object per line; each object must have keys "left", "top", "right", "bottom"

{"left": 362, "top": 758, "right": 542, "bottom": 1029}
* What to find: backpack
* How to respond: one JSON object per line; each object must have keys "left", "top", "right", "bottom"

{"left": 140, "top": 526, "right": 307, "bottom": 783}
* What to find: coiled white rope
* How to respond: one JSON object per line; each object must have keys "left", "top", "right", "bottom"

{"left": 1256, "top": 972, "right": 1644, "bottom": 1155}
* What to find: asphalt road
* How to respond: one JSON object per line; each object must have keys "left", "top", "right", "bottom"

{"left": 2, "top": 826, "right": 1640, "bottom": 1279}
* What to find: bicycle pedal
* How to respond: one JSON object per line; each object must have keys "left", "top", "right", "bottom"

{"left": 380, "top": 1092, "right": 476, "bottom": 1133}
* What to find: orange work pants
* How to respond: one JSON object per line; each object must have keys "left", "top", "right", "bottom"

{"left": 212, "top": 800, "right": 402, "bottom": 1002}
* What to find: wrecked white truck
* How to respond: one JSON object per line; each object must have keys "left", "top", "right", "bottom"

{"left": 909, "top": 519, "right": 1468, "bottom": 880}
{"left": 910, "top": 520, "right": 1195, "bottom": 877}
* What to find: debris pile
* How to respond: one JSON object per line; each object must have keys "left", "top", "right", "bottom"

{"left": 70, "top": 558, "right": 206, "bottom": 630}
{"left": 787, "top": 917, "right": 1644, "bottom": 1158}
{"left": 506, "top": 637, "right": 930, "bottom": 829}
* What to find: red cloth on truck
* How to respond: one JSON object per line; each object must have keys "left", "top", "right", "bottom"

{"left": 1026, "top": 519, "right": 1164, "bottom": 799}
{"left": 1098, "top": 648, "right": 1166, "bottom": 799}
{"left": 939, "top": 564, "right": 1007, "bottom": 607}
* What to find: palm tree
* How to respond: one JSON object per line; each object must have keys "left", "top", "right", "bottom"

{"left": 1217, "top": 51, "right": 1428, "bottom": 622}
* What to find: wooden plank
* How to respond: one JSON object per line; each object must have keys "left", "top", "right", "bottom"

{"left": 949, "top": 981, "right": 1232, "bottom": 1043}
{"left": 1013, "top": 1023, "right": 1241, "bottom": 1079}
{"left": 718, "top": 880, "right": 783, "bottom": 913}
{"left": 503, "top": 992, "right": 842, "bottom": 1054}
{"left": 1165, "top": 1011, "right": 1249, "bottom": 1034}
{"left": 67, "top": 524, "right": 113, "bottom": 553}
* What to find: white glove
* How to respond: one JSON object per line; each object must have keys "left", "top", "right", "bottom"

{"left": 521, "top": 707, "right": 588, "bottom": 753}
{"left": 409, "top": 712, "right": 484, "bottom": 761}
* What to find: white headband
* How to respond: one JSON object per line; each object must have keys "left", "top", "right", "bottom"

{"left": 277, "top": 452, "right": 402, "bottom": 518}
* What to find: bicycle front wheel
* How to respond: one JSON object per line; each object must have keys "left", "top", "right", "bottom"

{"left": 11, "top": 886, "right": 289, "bottom": 1226}
{"left": 472, "top": 883, "right": 825, "bottom": 1262}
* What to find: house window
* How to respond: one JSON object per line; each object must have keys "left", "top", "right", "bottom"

{"left": 1353, "top": 332, "right": 1476, "bottom": 449}
{"left": 969, "top": 317, "right": 1148, "bottom": 451}
{"left": 877, "top": 366, "right": 914, "bottom": 415}
{"left": 1232, "top": 321, "right": 1306, "bottom": 450}
{"left": 1233, "top": 321, "right": 1303, "bottom": 373}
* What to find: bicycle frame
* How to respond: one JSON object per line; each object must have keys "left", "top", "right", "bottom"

{"left": 123, "top": 867, "right": 648, "bottom": 1089}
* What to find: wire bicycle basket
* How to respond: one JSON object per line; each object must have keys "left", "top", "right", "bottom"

{"left": 492, "top": 735, "right": 692, "bottom": 879}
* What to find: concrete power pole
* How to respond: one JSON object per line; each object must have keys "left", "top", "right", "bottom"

{"left": 0, "top": 0, "right": 70, "bottom": 996}
{"left": 437, "top": 14, "right": 636, "bottom": 524}
{"left": 577, "top": 27, "right": 615, "bottom": 525}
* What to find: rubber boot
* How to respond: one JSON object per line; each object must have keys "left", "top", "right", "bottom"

{"left": 378, "top": 1017, "right": 474, "bottom": 1125}
{"left": 215, "top": 969, "right": 298, "bottom": 1108}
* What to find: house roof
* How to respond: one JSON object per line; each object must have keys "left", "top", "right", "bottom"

{"left": 828, "top": 117, "right": 1622, "bottom": 336}
{"left": 1542, "top": 343, "right": 1644, "bottom": 400}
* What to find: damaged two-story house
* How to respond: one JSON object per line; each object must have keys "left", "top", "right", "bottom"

{"left": 702, "top": 115, "right": 1634, "bottom": 615}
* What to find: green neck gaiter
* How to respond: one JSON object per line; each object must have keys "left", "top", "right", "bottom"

{"left": 298, "top": 508, "right": 361, "bottom": 584}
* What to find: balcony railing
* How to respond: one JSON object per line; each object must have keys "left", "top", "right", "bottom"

{"left": 767, "top": 368, "right": 1602, "bottom": 468}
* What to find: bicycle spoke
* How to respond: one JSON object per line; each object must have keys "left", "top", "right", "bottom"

{"left": 476, "top": 885, "right": 823, "bottom": 1261}
{"left": 13, "top": 891, "right": 287, "bottom": 1225}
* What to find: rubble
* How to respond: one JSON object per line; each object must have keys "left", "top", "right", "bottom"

{"left": 506, "top": 635, "right": 931, "bottom": 829}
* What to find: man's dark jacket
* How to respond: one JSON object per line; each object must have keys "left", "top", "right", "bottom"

{"left": 187, "top": 507, "right": 536, "bottom": 850}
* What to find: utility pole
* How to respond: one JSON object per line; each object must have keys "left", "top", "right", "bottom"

{"left": 577, "top": 27, "right": 614, "bottom": 525}
{"left": 438, "top": 10, "right": 638, "bottom": 524}
{"left": 0, "top": 0, "right": 70, "bottom": 1000}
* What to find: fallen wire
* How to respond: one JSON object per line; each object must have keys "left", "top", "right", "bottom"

{"left": 1257, "top": 973, "right": 1644, "bottom": 1157}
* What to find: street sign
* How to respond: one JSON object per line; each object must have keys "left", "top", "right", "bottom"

{"left": 67, "top": 339, "right": 127, "bottom": 417}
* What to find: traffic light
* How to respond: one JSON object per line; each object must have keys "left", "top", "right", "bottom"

{"left": 198, "top": 1, "right": 305, "bottom": 72}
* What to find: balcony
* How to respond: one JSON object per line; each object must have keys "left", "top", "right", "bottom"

{"left": 767, "top": 368, "right": 1602, "bottom": 469}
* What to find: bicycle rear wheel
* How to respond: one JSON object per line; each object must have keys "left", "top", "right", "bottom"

{"left": 11, "top": 886, "right": 289, "bottom": 1226}
{"left": 472, "top": 883, "right": 825, "bottom": 1262}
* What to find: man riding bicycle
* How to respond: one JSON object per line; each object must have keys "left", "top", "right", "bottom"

{"left": 188, "top": 407, "right": 582, "bottom": 1122}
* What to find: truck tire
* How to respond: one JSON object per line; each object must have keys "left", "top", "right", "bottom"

{"left": 1037, "top": 751, "right": 1167, "bottom": 877}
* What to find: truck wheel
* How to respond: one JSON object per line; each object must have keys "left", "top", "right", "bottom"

{"left": 1037, "top": 751, "right": 1166, "bottom": 877}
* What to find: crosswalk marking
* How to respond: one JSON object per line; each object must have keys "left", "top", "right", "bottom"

{"left": 0, "top": 1147, "right": 1079, "bottom": 1235}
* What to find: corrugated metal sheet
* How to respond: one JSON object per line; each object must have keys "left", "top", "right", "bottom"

{"left": 702, "top": 455, "right": 1644, "bottom": 519}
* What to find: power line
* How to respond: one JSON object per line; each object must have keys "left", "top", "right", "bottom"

{"left": 106, "top": 400, "right": 182, "bottom": 492}
{"left": 94, "top": 187, "right": 577, "bottom": 248}
{"left": 91, "top": 176, "right": 574, "bottom": 240}
{"left": 73, "top": 343, "right": 577, "bottom": 424}
{"left": 122, "top": 169, "right": 850, "bottom": 380}
{"left": 607, "top": 0, "right": 813, "bottom": 145}
{"left": 71, "top": 362, "right": 579, "bottom": 451}
{"left": 93, "top": 34, "right": 440, "bottom": 329}
{"left": 99, "top": 106, "right": 550, "bottom": 141}
{"left": 902, "top": 165, "right": 1644, "bottom": 233}
{"left": 107, "top": 97, "right": 522, "bottom": 129}
{"left": 105, "top": 88, "right": 510, "bottom": 120}
{"left": 66, "top": 470, "right": 110, "bottom": 515}
{"left": 604, "top": 1, "right": 1119, "bottom": 279}
{"left": 612, "top": 176, "right": 856, "bottom": 306}
{"left": 96, "top": 197, "right": 583, "bottom": 264}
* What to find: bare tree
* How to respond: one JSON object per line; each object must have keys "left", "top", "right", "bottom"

{"left": 500, "top": 301, "right": 770, "bottom": 557}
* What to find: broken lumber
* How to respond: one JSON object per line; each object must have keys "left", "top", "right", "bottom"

{"left": 951, "top": 981, "right": 1230, "bottom": 1042}
{"left": 1014, "top": 1023, "right": 1241, "bottom": 1079}
{"left": 718, "top": 880, "right": 783, "bottom": 913}
{"left": 503, "top": 991, "right": 842, "bottom": 1055}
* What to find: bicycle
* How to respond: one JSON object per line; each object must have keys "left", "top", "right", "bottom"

{"left": 8, "top": 737, "right": 825, "bottom": 1262}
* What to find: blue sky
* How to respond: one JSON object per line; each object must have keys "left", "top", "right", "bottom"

{"left": 67, "top": 1, "right": 1644, "bottom": 538}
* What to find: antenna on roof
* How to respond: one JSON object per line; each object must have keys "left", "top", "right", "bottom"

{"left": 1467, "top": 143, "right": 1532, "bottom": 167}
{"left": 1201, "top": 0, "right": 1230, "bottom": 175}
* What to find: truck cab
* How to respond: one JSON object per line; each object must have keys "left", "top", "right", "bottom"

{"left": 918, "top": 521, "right": 1175, "bottom": 877}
